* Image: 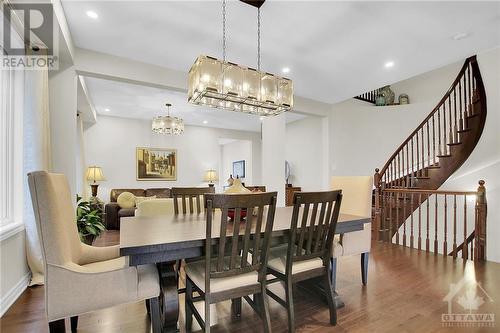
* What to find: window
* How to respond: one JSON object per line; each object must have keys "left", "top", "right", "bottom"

{"left": 0, "top": 12, "right": 25, "bottom": 238}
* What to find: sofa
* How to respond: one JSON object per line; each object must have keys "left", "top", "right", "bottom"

{"left": 104, "top": 188, "right": 171, "bottom": 230}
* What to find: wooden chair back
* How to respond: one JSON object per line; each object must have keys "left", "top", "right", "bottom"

{"left": 287, "top": 191, "right": 342, "bottom": 270}
{"left": 204, "top": 192, "right": 278, "bottom": 284}
{"left": 171, "top": 187, "right": 215, "bottom": 214}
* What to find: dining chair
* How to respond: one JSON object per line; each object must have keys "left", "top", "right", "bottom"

{"left": 171, "top": 187, "right": 215, "bottom": 214}
{"left": 184, "top": 192, "right": 278, "bottom": 333}
{"left": 28, "top": 171, "right": 162, "bottom": 333}
{"left": 266, "top": 190, "right": 343, "bottom": 332}
{"left": 136, "top": 198, "right": 175, "bottom": 217}
{"left": 329, "top": 176, "right": 372, "bottom": 288}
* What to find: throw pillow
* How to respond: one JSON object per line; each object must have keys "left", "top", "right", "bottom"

{"left": 117, "top": 191, "right": 136, "bottom": 209}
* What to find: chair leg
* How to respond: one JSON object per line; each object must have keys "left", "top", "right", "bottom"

{"left": 185, "top": 278, "right": 193, "bottom": 332}
{"left": 259, "top": 281, "right": 272, "bottom": 333}
{"left": 70, "top": 316, "right": 78, "bottom": 332}
{"left": 49, "top": 319, "right": 65, "bottom": 333}
{"left": 284, "top": 277, "right": 295, "bottom": 333}
{"left": 231, "top": 297, "right": 242, "bottom": 318}
{"left": 149, "top": 297, "right": 163, "bottom": 333}
{"left": 361, "top": 252, "right": 369, "bottom": 286}
{"left": 330, "top": 257, "right": 337, "bottom": 292}
{"left": 323, "top": 269, "right": 338, "bottom": 326}
{"left": 145, "top": 299, "right": 151, "bottom": 318}
{"left": 204, "top": 295, "right": 211, "bottom": 333}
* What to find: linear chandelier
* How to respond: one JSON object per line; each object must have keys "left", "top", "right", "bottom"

{"left": 188, "top": 0, "right": 293, "bottom": 117}
{"left": 152, "top": 103, "right": 184, "bottom": 135}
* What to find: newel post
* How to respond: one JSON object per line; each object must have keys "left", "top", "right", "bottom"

{"left": 475, "top": 180, "right": 487, "bottom": 261}
{"left": 374, "top": 168, "right": 381, "bottom": 241}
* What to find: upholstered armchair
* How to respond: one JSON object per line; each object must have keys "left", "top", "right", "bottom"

{"left": 330, "top": 176, "right": 373, "bottom": 287}
{"left": 28, "top": 171, "right": 161, "bottom": 332}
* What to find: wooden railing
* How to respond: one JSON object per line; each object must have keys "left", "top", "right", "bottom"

{"left": 354, "top": 88, "right": 383, "bottom": 104}
{"left": 376, "top": 180, "right": 487, "bottom": 261}
{"left": 375, "top": 56, "right": 484, "bottom": 190}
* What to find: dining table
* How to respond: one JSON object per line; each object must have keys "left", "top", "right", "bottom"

{"left": 120, "top": 206, "right": 371, "bottom": 332}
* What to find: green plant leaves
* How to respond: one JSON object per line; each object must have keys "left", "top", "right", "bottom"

{"left": 75, "top": 195, "right": 106, "bottom": 239}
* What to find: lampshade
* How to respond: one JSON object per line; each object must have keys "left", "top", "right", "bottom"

{"left": 86, "top": 166, "right": 105, "bottom": 182}
{"left": 203, "top": 169, "right": 218, "bottom": 183}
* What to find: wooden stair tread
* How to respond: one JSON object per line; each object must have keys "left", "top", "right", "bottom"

{"left": 437, "top": 154, "right": 452, "bottom": 158}
{"left": 457, "top": 128, "right": 471, "bottom": 133}
{"left": 466, "top": 112, "right": 479, "bottom": 119}
{"left": 447, "top": 142, "right": 462, "bottom": 146}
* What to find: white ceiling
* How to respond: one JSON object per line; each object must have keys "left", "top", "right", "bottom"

{"left": 63, "top": 1, "right": 500, "bottom": 104}
{"left": 84, "top": 76, "right": 306, "bottom": 132}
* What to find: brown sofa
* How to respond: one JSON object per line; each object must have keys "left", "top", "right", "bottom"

{"left": 104, "top": 188, "right": 171, "bottom": 230}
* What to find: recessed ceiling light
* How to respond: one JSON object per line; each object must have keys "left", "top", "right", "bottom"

{"left": 282, "top": 67, "right": 290, "bottom": 74}
{"left": 203, "top": 120, "right": 208, "bottom": 124}
{"left": 384, "top": 61, "right": 395, "bottom": 69}
{"left": 259, "top": 116, "right": 265, "bottom": 121}
{"left": 86, "top": 11, "right": 98, "bottom": 19}
{"left": 104, "top": 108, "right": 110, "bottom": 112}
{"left": 453, "top": 32, "right": 469, "bottom": 41}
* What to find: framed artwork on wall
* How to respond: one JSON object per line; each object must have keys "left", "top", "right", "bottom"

{"left": 136, "top": 147, "right": 177, "bottom": 181}
{"left": 232, "top": 160, "right": 245, "bottom": 179}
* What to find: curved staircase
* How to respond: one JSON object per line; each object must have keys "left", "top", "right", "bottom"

{"left": 373, "top": 56, "right": 487, "bottom": 250}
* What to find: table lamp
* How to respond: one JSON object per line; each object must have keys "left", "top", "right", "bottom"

{"left": 86, "top": 166, "right": 105, "bottom": 200}
{"left": 203, "top": 169, "right": 218, "bottom": 187}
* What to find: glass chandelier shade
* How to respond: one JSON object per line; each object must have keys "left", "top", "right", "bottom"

{"left": 188, "top": 55, "right": 293, "bottom": 116}
{"left": 152, "top": 103, "right": 184, "bottom": 135}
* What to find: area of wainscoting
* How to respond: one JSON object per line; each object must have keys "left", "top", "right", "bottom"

{"left": 0, "top": 226, "right": 30, "bottom": 317}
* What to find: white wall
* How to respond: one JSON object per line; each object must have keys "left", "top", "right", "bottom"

{"left": 329, "top": 47, "right": 500, "bottom": 262}
{"left": 49, "top": 66, "right": 78, "bottom": 196}
{"left": 221, "top": 140, "right": 253, "bottom": 186}
{"left": 285, "top": 116, "right": 328, "bottom": 191}
{"left": 262, "top": 114, "right": 286, "bottom": 206}
{"left": 83, "top": 116, "right": 261, "bottom": 200}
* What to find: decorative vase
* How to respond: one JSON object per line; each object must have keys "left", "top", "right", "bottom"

{"left": 375, "top": 94, "right": 386, "bottom": 106}
{"left": 224, "top": 179, "right": 251, "bottom": 221}
{"left": 399, "top": 94, "right": 409, "bottom": 105}
{"left": 227, "top": 174, "right": 234, "bottom": 186}
{"left": 380, "top": 85, "right": 395, "bottom": 105}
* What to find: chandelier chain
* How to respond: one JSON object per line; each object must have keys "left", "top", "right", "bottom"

{"left": 222, "top": 0, "right": 226, "bottom": 62}
{"left": 257, "top": 8, "right": 261, "bottom": 71}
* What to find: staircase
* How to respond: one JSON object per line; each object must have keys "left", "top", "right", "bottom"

{"left": 372, "top": 56, "right": 487, "bottom": 260}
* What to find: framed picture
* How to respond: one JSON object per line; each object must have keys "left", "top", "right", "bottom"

{"left": 232, "top": 160, "right": 245, "bottom": 179}
{"left": 136, "top": 147, "right": 177, "bottom": 181}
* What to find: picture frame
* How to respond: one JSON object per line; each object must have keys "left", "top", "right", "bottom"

{"left": 136, "top": 147, "right": 177, "bottom": 181}
{"left": 232, "top": 160, "right": 245, "bottom": 179}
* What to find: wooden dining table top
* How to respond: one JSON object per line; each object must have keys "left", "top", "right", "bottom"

{"left": 120, "top": 206, "right": 371, "bottom": 257}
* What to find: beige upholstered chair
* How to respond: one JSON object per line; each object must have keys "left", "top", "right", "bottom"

{"left": 136, "top": 198, "right": 176, "bottom": 217}
{"left": 330, "top": 176, "right": 373, "bottom": 287}
{"left": 28, "top": 171, "right": 161, "bottom": 332}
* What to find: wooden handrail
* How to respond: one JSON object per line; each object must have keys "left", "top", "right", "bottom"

{"left": 382, "top": 188, "right": 478, "bottom": 196}
{"left": 376, "top": 180, "right": 486, "bottom": 261}
{"left": 377, "top": 56, "right": 477, "bottom": 182}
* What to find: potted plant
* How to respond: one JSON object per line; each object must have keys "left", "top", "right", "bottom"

{"left": 76, "top": 195, "right": 106, "bottom": 245}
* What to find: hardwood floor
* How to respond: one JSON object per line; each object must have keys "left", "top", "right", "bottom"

{"left": 1, "top": 231, "right": 499, "bottom": 333}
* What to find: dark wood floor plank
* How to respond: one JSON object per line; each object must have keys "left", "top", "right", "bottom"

{"left": 1, "top": 231, "right": 499, "bottom": 333}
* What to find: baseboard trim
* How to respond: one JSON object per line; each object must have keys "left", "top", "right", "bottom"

{"left": 0, "top": 272, "right": 31, "bottom": 317}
